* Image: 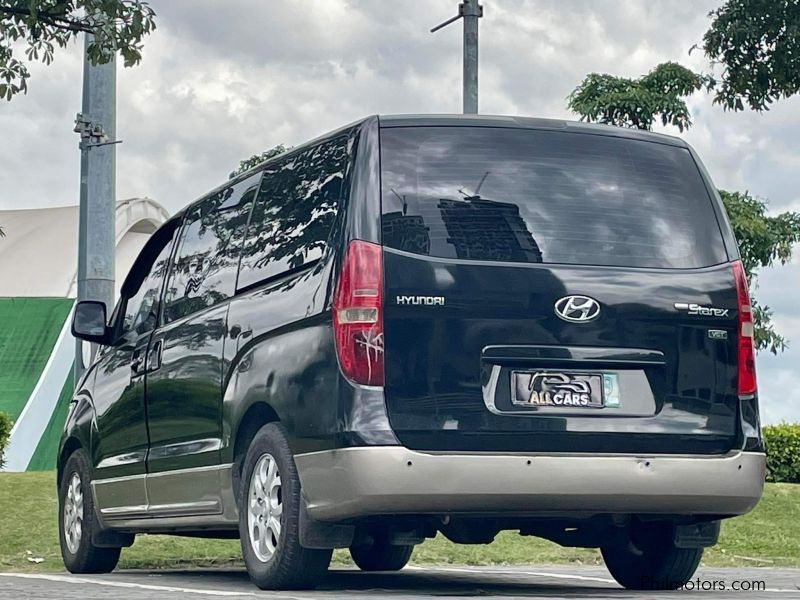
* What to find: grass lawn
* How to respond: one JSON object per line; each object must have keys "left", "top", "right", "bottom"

{"left": 1, "top": 471, "right": 798, "bottom": 572}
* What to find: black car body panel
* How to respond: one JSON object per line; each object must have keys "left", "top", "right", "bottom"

{"left": 378, "top": 122, "right": 743, "bottom": 455}
{"left": 383, "top": 252, "right": 739, "bottom": 454}
{"left": 222, "top": 262, "right": 341, "bottom": 458}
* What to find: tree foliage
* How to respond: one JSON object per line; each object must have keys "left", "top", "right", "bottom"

{"left": 229, "top": 144, "right": 291, "bottom": 179}
{"left": 0, "top": 412, "right": 11, "bottom": 469}
{"left": 703, "top": 0, "right": 800, "bottom": 111}
{"left": 720, "top": 190, "right": 800, "bottom": 353}
{"left": 569, "top": 66, "right": 800, "bottom": 353}
{"left": 0, "top": 0, "right": 156, "bottom": 101}
{"left": 763, "top": 422, "right": 800, "bottom": 483}
{"left": 567, "top": 62, "right": 714, "bottom": 132}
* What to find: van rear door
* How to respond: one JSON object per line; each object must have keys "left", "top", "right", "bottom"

{"left": 379, "top": 124, "right": 740, "bottom": 454}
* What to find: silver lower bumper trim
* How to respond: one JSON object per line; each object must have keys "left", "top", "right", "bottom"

{"left": 295, "top": 447, "right": 765, "bottom": 522}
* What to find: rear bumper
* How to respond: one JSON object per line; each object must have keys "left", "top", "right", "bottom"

{"left": 295, "top": 447, "right": 765, "bottom": 522}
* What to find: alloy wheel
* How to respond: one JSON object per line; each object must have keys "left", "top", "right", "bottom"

{"left": 63, "top": 473, "right": 84, "bottom": 554}
{"left": 247, "top": 453, "right": 283, "bottom": 562}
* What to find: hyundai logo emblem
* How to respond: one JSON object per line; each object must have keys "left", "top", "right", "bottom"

{"left": 554, "top": 295, "right": 601, "bottom": 323}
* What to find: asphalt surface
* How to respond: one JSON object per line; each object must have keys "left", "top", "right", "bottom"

{"left": 1, "top": 565, "right": 799, "bottom": 599}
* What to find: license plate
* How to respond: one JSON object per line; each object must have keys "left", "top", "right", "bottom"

{"left": 511, "top": 371, "right": 605, "bottom": 409}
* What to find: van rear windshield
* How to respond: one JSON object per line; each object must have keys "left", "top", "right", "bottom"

{"left": 379, "top": 126, "right": 727, "bottom": 269}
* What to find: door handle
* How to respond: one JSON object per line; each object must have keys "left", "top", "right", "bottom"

{"left": 229, "top": 325, "right": 253, "bottom": 340}
{"left": 130, "top": 351, "right": 145, "bottom": 375}
{"left": 147, "top": 340, "right": 163, "bottom": 372}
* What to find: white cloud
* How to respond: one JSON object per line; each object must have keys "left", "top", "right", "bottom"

{"left": 756, "top": 359, "right": 800, "bottom": 424}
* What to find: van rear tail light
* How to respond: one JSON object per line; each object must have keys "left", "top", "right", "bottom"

{"left": 333, "top": 240, "right": 384, "bottom": 386}
{"left": 733, "top": 260, "right": 757, "bottom": 396}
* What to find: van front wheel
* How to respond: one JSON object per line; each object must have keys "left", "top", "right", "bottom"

{"left": 58, "top": 450, "right": 121, "bottom": 574}
{"left": 238, "top": 423, "right": 332, "bottom": 590}
{"left": 601, "top": 522, "right": 702, "bottom": 590}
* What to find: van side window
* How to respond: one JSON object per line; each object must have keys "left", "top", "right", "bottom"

{"left": 237, "top": 134, "right": 352, "bottom": 290}
{"left": 163, "top": 173, "right": 260, "bottom": 323}
{"left": 121, "top": 223, "right": 178, "bottom": 337}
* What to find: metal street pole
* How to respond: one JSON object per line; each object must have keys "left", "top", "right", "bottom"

{"left": 74, "top": 33, "right": 117, "bottom": 382}
{"left": 462, "top": 0, "right": 481, "bottom": 114}
{"left": 431, "top": 1, "right": 484, "bottom": 114}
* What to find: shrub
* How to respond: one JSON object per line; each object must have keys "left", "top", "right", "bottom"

{"left": 763, "top": 422, "right": 800, "bottom": 484}
{"left": 0, "top": 412, "right": 11, "bottom": 469}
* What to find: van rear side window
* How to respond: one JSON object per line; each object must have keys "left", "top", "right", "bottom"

{"left": 380, "top": 127, "right": 727, "bottom": 269}
{"left": 237, "top": 134, "right": 352, "bottom": 290}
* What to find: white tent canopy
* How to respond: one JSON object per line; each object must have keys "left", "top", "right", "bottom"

{"left": 0, "top": 198, "right": 169, "bottom": 472}
{"left": 0, "top": 198, "right": 169, "bottom": 299}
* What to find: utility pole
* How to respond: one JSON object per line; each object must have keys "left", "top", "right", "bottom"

{"left": 73, "top": 33, "right": 119, "bottom": 381}
{"left": 431, "top": 0, "right": 484, "bottom": 114}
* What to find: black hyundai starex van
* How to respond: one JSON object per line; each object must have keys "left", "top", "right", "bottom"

{"left": 60, "top": 114, "right": 765, "bottom": 591}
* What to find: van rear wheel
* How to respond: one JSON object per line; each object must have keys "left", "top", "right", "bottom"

{"left": 601, "top": 522, "right": 703, "bottom": 590}
{"left": 350, "top": 537, "right": 413, "bottom": 571}
{"left": 238, "top": 423, "right": 332, "bottom": 590}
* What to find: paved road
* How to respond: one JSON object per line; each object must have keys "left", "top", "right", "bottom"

{"left": 1, "top": 565, "right": 799, "bottom": 599}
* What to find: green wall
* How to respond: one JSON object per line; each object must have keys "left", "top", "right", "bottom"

{"left": 0, "top": 298, "right": 74, "bottom": 422}
{"left": 27, "top": 372, "right": 74, "bottom": 472}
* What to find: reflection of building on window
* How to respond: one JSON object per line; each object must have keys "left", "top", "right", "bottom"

{"left": 437, "top": 198, "right": 542, "bottom": 263}
{"left": 382, "top": 212, "right": 431, "bottom": 255}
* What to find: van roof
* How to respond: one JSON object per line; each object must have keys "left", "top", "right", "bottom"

{"left": 171, "top": 113, "right": 689, "bottom": 222}
{"left": 376, "top": 114, "right": 688, "bottom": 148}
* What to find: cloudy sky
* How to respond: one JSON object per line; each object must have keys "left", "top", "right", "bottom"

{"left": 1, "top": 0, "right": 798, "bottom": 422}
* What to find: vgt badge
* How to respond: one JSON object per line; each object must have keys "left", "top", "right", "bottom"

{"left": 554, "top": 295, "right": 600, "bottom": 323}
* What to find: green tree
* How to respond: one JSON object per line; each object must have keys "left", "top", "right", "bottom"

{"left": 567, "top": 62, "right": 714, "bottom": 132}
{"left": 229, "top": 144, "right": 290, "bottom": 179}
{"left": 703, "top": 0, "right": 800, "bottom": 111}
{"left": 720, "top": 191, "right": 800, "bottom": 353}
{"left": 568, "top": 65, "right": 800, "bottom": 353}
{"left": 0, "top": 0, "right": 156, "bottom": 101}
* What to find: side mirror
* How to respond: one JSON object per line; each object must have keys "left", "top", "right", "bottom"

{"left": 72, "top": 300, "right": 112, "bottom": 345}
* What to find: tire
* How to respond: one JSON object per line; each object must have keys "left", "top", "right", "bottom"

{"left": 238, "top": 422, "right": 332, "bottom": 590}
{"left": 58, "top": 449, "right": 121, "bottom": 574}
{"left": 601, "top": 522, "right": 703, "bottom": 590}
{"left": 350, "top": 537, "right": 413, "bottom": 572}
